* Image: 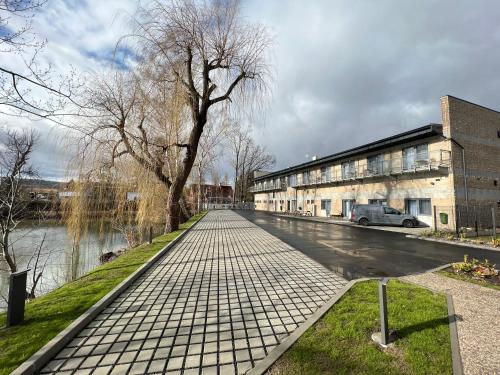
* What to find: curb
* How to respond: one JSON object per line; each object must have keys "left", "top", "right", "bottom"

{"left": 446, "top": 295, "right": 464, "bottom": 375}
{"left": 271, "top": 213, "right": 425, "bottom": 235}
{"left": 247, "top": 279, "right": 359, "bottom": 375}
{"left": 11, "top": 214, "right": 206, "bottom": 375}
{"left": 406, "top": 234, "right": 500, "bottom": 252}
{"left": 248, "top": 276, "right": 462, "bottom": 375}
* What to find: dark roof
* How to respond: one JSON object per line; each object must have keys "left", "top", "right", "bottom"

{"left": 255, "top": 124, "right": 443, "bottom": 182}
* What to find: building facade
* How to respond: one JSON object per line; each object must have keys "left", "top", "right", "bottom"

{"left": 251, "top": 96, "right": 500, "bottom": 229}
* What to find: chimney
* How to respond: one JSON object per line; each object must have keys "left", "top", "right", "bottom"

{"left": 312, "top": 155, "right": 317, "bottom": 161}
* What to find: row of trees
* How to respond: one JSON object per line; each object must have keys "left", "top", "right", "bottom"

{"left": 0, "top": 0, "right": 276, "bottom": 290}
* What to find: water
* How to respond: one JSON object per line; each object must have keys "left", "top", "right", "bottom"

{"left": 0, "top": 223, "right": 128, "bottom": 309}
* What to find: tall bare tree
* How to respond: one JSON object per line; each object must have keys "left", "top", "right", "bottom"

{"left": 79, "top": 0, "right": 270, "bottom": 232}
{"left": 0, "top": 129, "right": 37, "bottom": 272}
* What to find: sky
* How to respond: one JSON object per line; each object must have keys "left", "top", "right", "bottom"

{"left": 1, "top": 0, "right": 500, "bottom": 180}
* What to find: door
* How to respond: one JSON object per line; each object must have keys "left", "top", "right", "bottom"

{"left": 406, "top": 199, "right": 418, "bottom": 216}
{"left": 342, "top": 199, "right": 355, "bottom": 219}
{"left": 321, "top": 199, "right": 332, "bottom": 217}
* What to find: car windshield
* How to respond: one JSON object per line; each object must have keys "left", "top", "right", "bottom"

{"left": 384, "top": 207, "right": 400, "bottom": 215}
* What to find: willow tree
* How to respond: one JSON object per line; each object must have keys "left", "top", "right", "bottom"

{"left": 79, "top": 0, "right": 270, "bottom": 232}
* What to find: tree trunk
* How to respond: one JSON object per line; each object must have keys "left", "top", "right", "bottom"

{"left": 166, "top": 192, "right": 181, "bottom": 233}
{"left": 1, "top": 232, "right": 17, "bottom": 273}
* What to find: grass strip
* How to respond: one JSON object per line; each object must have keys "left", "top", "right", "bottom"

{"left": 268, "top": 280, "right": 452, "bottom": 375}
{"left": 0, "top": 212, "right": 205, "bottom": 375}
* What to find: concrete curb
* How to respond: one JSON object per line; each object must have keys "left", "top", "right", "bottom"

{"left": 447, "top": 294, "right": 464, "bottom": 375}
{"left": 247, "top": 279, "right": 361, "bottom": 375}
{"left": 249, "top": 276, "right": 462, "bottom": 375}
{"left": 11, "top": 214, "right": 206, "bottom": 375}
{"left": 271, "top": 213, "right": 425, "bottom": 235}
{"left": 406, "top": 234, "right": 500, "bottom": 252}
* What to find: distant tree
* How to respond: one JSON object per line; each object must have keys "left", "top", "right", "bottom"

{"left": 0, "top": 0, "right": 81, "bottom": 123}
{"left": 0, "top": 129, "right": 37, "bottom": 272}
{"left": 227, "top": 123, "right": 275, "bottom": 203}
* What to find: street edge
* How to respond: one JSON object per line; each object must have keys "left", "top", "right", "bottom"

{"left": 406, "top": 234, "right": 500, "bottom": 252}
{"left": 446, "top": 294, "right": 464, "bottom": 375}
{"left": 11, "top": 213, "right": 206, "bottom": 375}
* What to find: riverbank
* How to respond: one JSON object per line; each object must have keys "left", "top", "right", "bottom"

{"left": 0, "top": 212, "right": 205, "bottom": 375}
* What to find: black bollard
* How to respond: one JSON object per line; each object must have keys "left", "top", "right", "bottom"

{"left": 7, "top": 269, "right": 30, "bottom": 327}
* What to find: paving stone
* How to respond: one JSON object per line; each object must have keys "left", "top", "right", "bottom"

{"left": 41, "top": 211, "right": 347, "bottom": 374}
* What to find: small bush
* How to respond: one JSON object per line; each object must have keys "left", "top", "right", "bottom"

{"left": 452, "top": 255, "right": 499, "bottom": 279}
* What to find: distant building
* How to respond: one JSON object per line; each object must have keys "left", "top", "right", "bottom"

{"left": 189, "top": 183, "right": 234, "bottom": 208}
{"left": 251, "top": 96, "right": 500, "bottom": 230}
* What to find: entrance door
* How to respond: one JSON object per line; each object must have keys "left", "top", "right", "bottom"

{"left": 342, "top": 199, "right": 355, "bottom": 219}
{"left": 321, "top": 199, "right": 331, "bottom": 216}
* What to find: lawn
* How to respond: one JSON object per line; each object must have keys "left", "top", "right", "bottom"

{"left": 0, "top": 212, "right": 205, "bottom": 375}
{"left": 268, "top": 280, "right": 452, "bottom": 375}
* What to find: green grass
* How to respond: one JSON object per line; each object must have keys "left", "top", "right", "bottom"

{"left": 437, "top": 270, "right": 500, "bottom": 291}
{"left": 0, "top": 212, "right": 205, "bottom": 375}
{"left": 269, "top": 280, "right": 452, "bottom": 375}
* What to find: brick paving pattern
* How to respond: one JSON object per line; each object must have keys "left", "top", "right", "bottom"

{"left": 40, "top": 210, "right": 347, "bottom": 374}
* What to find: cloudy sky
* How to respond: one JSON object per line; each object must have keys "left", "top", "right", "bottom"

{"left": 2, "top": 0, "right": 500, "bottom": 180}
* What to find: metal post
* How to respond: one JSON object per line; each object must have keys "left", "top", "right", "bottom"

{"left": 433, "top": 205, "right": 438, "bottom": 232}
{"left": 148, "top": 226, "right": 153, "bottom": 244}
{"left": 492, "top": 207, "right": 497, "bottom": 239}
{"left": 7, "top": 269, "right": 30, "bottom": 327}
{"left": 379, "top": 277, "right": 389, "bottom": 345}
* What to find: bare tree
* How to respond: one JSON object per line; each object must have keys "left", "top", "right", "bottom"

{"left": 241, "top": 142, "right": 275, "bottom": 201}
{"left": 228, "top": 123, "right": 250, "bottom": 204}
{"left": 0, "top": 0, "right": 84, "bottom": 124}
{"left": 194, "top": 115, "right": 228, "bottom": 211}
{"left": 79, "top": 0, "right": 271, "bottom": 232}
{"left": 0, "top": 129, "right": 37, "bottom": 272}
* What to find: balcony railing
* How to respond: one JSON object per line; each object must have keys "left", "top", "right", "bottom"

{"left": 249, "top": 180, "right": 287, "bottom": 193}
{"left": 250, "top": 150, "right": 451, "bottom": 192}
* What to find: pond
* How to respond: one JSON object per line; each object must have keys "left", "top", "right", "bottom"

{"left": 0, "top": 223, "right": 128, "bottom": 310}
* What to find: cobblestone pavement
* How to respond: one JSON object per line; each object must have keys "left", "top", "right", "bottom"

{"left": 402, "top": 273, "right": 500, "bottom": 375}
{"left": 40, "top": 210, "right": 347, "bottom": 374}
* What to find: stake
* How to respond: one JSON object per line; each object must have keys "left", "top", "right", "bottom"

{"left": 378, "top": 277, "right": 389, "bottom": 345}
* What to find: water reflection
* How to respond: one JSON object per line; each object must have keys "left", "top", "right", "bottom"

{"left": 0, "top": 224, "right": 127, "bottom": 309}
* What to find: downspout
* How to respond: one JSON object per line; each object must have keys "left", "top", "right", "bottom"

{"left": 443, "top": 135, "right": 469, "bottom": 223}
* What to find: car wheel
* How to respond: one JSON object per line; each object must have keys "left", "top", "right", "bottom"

{"left": 359, "top": 218, "right": 369, "bottom": 226}
{"left": 403, "top": 219, "right": 414, "bottom": 228}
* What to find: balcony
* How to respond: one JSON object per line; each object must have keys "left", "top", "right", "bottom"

{"left": 249, "top": 180, "right": 287, "bottom": 193}
{"left": 250, "top": 150, "right": 451, "bottom": 192}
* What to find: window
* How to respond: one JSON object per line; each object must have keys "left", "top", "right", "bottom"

{"left": 367, "top": 154, "right": 384, "bottom": 174}
{"left": 403, "top": 144, "right": 429, "bottom": 170}
{"left": 418, "top": 199, "right": 432, "bottom": 215}
{"left": 384, "top": 207, "right": 400, "bottom": 215}
{"left": 369, "top": 199, "right": 387, "bottom": 205}
{"left": 287, "top": 174, "right": 297, "bottom": 187}
{"left": 405, "top": 198, "right": 431, "bottom": 216}
{"left": 303, "top": 171, "right": 310, "bottom": 185}
{"left": 320, "top": 167, "right": 331, "bottom": 182}
{"left": 341, "top": 161, "right": 355, "bottom": 179}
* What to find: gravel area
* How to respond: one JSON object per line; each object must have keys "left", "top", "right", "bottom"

{"left": 402, "top": 273, "right": 500, "bottom": 375}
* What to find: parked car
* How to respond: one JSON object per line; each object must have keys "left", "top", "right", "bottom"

{"left": 350, "top": 204, "right": 419, "bottom": 228}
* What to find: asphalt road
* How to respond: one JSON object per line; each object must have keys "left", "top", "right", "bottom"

{"left": 237, "top": 210, "right": 500, "bottom": 280}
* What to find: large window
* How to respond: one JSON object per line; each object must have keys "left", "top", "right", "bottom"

{"left": 367, "top": 154, "right": 384, "bottom": 174}
{"left": 341, "top": 161, "right": 356, "bottom": 179}
{"left": 405, "top": 198, "right": 431, "bottom": 216}
{"left": 303, "top": 170, "right": 310, "bottom": 185}
{"left": 320, "top": 166, "right": 331, "bottom": 182}
{"left": 287, "top": 174, "right": 297, "bottom": 187}
{"left": 403, "top": 144, "right": 429, "bottom": 170}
